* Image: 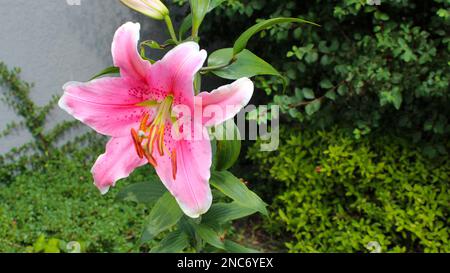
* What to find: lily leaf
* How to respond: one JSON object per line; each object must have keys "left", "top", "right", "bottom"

{"left": 213, "top": 121, "right": 241, "bottom": 171}
{"left": 208, "top": 48, "right": 282, "bottom": 80}
{"left": 202, "top": 202, "right": 257, "bottom": 227}
{"left": 224, "top": 240, "right": 260, "bottom": 253}
{"left": 196, "top": 224, "right": 225, "bottom": 250}
{"left": 190, "top": 0, "right": 211, "bottom": 35}
{"left": 115, "top": 179, "right": 166, "bottom": 205}
{"left": 140, "top": 192, "right": 183, "bottom": 243}
{"left": 179, "top": 0, "right": 226, "bottom": 40}
{"left": 210, "top": 171, "right": 268, "bottom": 216}
{"left": 233, "top": 17, "right": 319, "bottom": 55}
{"left": 150, "top": 230, "right": 189, "bottom": 253}
{"left": 90, "top": 66, "right": 119, "bottom": 80}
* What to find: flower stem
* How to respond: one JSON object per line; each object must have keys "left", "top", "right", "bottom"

{"left": 192, "top": 26, "right": 199, "bottom": 40}
{"left": 164, "top": 15, "right": 178, "bottom": 43}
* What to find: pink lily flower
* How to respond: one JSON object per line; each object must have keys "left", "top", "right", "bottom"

{"left": 58, "top": 22, "right": 254, "bottom": 218}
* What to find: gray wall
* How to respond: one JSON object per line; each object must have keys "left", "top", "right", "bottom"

{"left": 0, "top": 0, "right": 172, "bottom": 153}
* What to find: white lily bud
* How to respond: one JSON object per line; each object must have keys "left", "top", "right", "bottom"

{"left": 120, "top": 0, "right": 169, "bottom": 20}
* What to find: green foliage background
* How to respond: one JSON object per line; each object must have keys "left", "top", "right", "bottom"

{"left": 174, "top": 0, "right": 450, "bottom": 252}
{"left": 248, "top": 128, "right": 450, "bottom": 252}
{"left": 192, "top": 0, "right": 449, "bottom": 152}
{"left": 0, "top": 0, "right": 449, "bottom": 252}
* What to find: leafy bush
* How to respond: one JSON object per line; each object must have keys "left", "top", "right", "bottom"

{"left": 248, "top": 128, "right": 450, "bottom": 253}
{"left": 0, "top": 133, "right": 151, "bottom": 252}
{"left": 175, "top": 0, "right": 449, "bottom": 155}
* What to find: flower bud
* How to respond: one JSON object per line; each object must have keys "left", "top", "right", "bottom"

{"left": 120, "top": 0, "right": 169, "bottom": 20}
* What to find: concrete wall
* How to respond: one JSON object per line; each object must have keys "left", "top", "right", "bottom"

{"left": 0, "top": 0, "right": 172, "bottom": 153}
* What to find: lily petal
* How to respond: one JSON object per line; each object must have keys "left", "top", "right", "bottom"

{"left": 149, "top": 42, "right": 207, "bottom": 107}
{"left": 59, "top": 77, "right": 153, "bottom": 137}
{"left": 112, "top": 22, "right": 151, "bottom": 83}
{"left": 153, "top": 124, "right": 213, "bottom": 218}
{"left": 92, "top": 136, "right": 147, "bottom": 194}
{"left": 196, "top": 77, "right": 254, "bottom": 126}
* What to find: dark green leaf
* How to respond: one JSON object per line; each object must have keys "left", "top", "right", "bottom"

{"left": 208, "top": 48, "right": 282, "bottom": 80}
{"left": 210, "top": 171, "right": 268, "bottom": 216}
{"left": 320, "top": 79, "right": 334, "bottom": 89}
{"left": 141, "top": 192, "right": 183, "bottom": 243}
{"left": 115, "top": 180, "right": 166, "bottom": 205}
{"left": 196, "top": 224, "right": 225, "bottom": 249}
{"left": 202, "top": 202, "right": 257, "bottom": 226}
{"left": 302, "top": 88, "right": 315, "bottom": 100}
{"left": 325, "top": 90, "right": 337, "bottom": 101}
{"left": 305, "top": 100, "right": 321, "bottom": 116}
{"left": 214, "top": 121, "right": 241, "bottom": 171}
{"left": 150, "top": 230, "right": 189, "bottom": 253}
{"left": 224, "top": 240, "right": 260, "bottom": 253}
{"left": 90, "top": 66, "right": 119, "bottom": 80}
{"left": 179, "top": 14, "right": 193, "bottom": 40}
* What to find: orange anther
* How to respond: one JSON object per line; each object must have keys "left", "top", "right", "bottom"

{"left": 144, "top": 152, "right": 158, "bottom": 168}
{"left": 171, "top": 149, "right": 177, "bottom": 180}
{"left": 140, "top": 112, "right": 150, "bottom": 131}
{"left": 131, "top": 128, "right": 144, "bottom": 159}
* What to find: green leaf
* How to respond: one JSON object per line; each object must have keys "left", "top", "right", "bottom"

{"left": 337, "top": 85, "right": 348, "bottom": 96}
{"left": 141, "top": 192, "right": 183, "bottom": 243}
{"left": 179, "top": 14, "right": 193, "bottom": 40}
{"left": 90, "top": 66, "right": 119, "bottom": 80}
{"left": 224, "top": 240, "right": 260, "bottom": 253}
{"left": 179, "top": 0, "right": 226, "bottom": 40}
{"left": 115, "top": 179, "right": 166, "bottom": 205}
{"left": 233, "top": 17, "right": 319, "bottom": 55}
{"left": 209, "top": 0, "right": 227, "bottom": 10}
{"left": 325, "top": 90, "right": 337, "bottom": 101}
{"left": 213, "top": 121, "right": 241, "bottom": 171}
{"left": 208, "top": 48, "right": 282, "bottom": 80}
{"left": 196, "top": 224, "right": 225, "bottom": 249}
{"left": 320, "top": 79, "right": 334, "bottom": 89}
{"left": 190, "top": 0, "right": 211, "bottom": 35}
{"left": 150, "top": 230, "right": 189, "bottom": 253}
{"left": 141, "top": 40, "right": 163, "bottom": 50}
{"left": 302, "top": 88, "right": 315, "bottom": 100}
{"left": 210, "top": 171, "right": 268, "bottom": 216}
{"left": 305, "top": 100, "right": 321, "bottom": 116}
{"left": 202, "top": 202, "right": 257, "bottom": 226}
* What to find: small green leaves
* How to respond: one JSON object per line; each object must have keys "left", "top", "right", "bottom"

{"left": 379, "top": 88, "right": 403, "bottom": 110}
{"left": 141, "top": 192, "right": 184, "bottom": 243}
{"left": 210, "top": 171, "right": 268, "bottom": 216}
{"left": 302, "top": 88, "right": 315, "bottom": 100}
{"left": 116, "top": 180, "right": 166, "bottom": 205}
{"left": 325, "top": 90, "right": 337, "bottom": 101}
{"left": 213, "top": 121, "right": 241, "bottom": 171}
{"left": 233, "top": 17, "right": 319, "bottom": 55}
{"left": 90, "top": 66, "right": 119, "bottom": 80}
{"left": 320, "top": 79, "right": 334, "bottom": 89}
{"left": 208, "top": 48, "right": 282, "bottom": 80}
{"left": 305, "top": 100, "right": 321, "bottom": 116}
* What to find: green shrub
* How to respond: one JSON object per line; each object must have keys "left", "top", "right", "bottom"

{"left": 175, "top": 0, "right": 449, "bottom": 154}
{"left": 248, "top": 128, "right": 450, "bottom": 252}
{"left": 0, "top": 134, "right": 151, "bottom": 252}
